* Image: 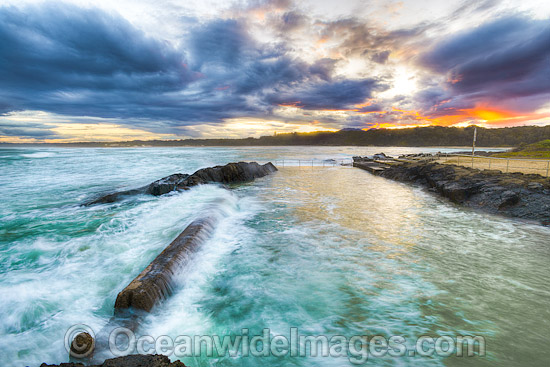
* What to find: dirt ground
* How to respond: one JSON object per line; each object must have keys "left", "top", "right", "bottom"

{"left": 436, "top": 156, "right": 550, "bottom": 177}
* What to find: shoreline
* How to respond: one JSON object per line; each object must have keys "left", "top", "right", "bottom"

{"left": 354, "top": 156, "right": 550, "bottom": 225}
{"left": 0, "top": 144, "right": 513, "bottom": 149}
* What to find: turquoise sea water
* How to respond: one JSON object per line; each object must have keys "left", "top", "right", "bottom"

{"left": 0, "top": 147, "right": 549, "bottom": 366}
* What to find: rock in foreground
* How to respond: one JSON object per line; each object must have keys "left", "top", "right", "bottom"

{"left": 87, "top": 162, "right": 277, "bottom": 205}
{"left": 40, "top": 354, "right": 185, "bottom": 367}
{"left": 377, "top": 162, "right": 550, "bottom": 225}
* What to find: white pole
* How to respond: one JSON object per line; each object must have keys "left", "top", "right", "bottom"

{"left": 472, "top": 127, "right": 477, "bottom": 156}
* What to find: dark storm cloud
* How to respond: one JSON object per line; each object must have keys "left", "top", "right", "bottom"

{"left": 267, "top": 79, "right": 387, "bottom": 110}
{"left": 234, "top": 57, "right": 308, "bottom": 94}
{"left": 0, "top": 121, "right": 59, "bottom": 139}
{"left": 356, "top": 104, "right": 384, "bottom": 113}
{"left": 187, "top": 19, "right": 252, "bottom": 68}
{"left": 184, "top": 19, "right": 310, "bottom": 94}
{"left": 1, "top": 1, "right": 418, "bottom": 136}
{"left": 0, "top": 2, "right": 198, "bottom": 121}
{"left": 0, "top": 3, "right": 194, "bottom": 93}
{"left": 308, "top": 58, "right": 338, "bottom": 81}
{"left": 0, "top": 2, "right": 388, "bottom": 132}
{"left": 420, "top": 16, "right": 550, "bottom": 104}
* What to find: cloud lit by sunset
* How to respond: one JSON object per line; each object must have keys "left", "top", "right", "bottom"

{"left": 0, "top": 0, "right": 549, "bottom": 142}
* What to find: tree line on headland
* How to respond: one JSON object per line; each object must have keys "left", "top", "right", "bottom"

{"left": 5, "top": 125, "right": 550, "bottom": 147}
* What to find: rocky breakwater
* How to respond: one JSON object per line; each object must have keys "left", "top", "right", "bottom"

{"left": 352, "top": 153, "right": 401, "bottom": 174}
{"left": 87, "top": 161, "right": 278, "bottom": 205}
{"left": 61, "top": 162, "right": 277, "bottom": 366}
{"left": 41, "top": 354, "right": 186, "bottom": 367}
{"left": 378, "top": 161, "right": 550, "bottom": 225}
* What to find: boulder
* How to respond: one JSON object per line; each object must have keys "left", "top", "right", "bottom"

{"left": 181, "top": 161, "right": 277, "bottom": 186}
{"left": 527, "top": 182, "right": 544, "bottom": 190}
{"left": 146, "top": 174, "right": 190, "bottom": 196}
{"left": 86, "top": 188, "right": 146, "bottom": 205}
{"left": 497, "top": 190, "right": 520, "bottom": 209}
{"left": 373, "top": 152, "right": 391, "bottom": 160}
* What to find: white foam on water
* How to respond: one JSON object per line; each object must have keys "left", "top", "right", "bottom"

{"left": 0, "top": 184, "right": 242, "bottom": 367}
{"left": 20, "top": 152, "right": 57, "bottom": 159}
{"left": 142, "top": 193, "right": 260, "bottom": 338}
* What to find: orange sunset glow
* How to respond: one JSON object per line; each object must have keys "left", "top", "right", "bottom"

{"left": 0, "top": 0, "right": 548, "bottom": 142}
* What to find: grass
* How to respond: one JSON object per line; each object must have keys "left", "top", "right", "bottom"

{"left": 491, "top": 139, "right": 550, "bottom": 159}
{"left": 492, "top": 151, "right": 550, "bottom": 159}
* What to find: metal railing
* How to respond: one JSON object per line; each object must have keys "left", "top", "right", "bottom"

{"left": 273, "top": 158, "right": 353, "bottom": 167}
{"left": 438, "top": 154, "right": 550, "bottom": 177}
{"left": 271, "top": 155, "right": 550, "bottom": 176}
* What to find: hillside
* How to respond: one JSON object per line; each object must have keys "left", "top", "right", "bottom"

{"left": 492, "top": 139, "right": 550, "bottom": 158}
{"left": 3, "top": 125, "right": 550, "bottom": 147}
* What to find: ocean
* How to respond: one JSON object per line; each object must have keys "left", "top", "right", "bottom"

{"left": 0, "top": 146, "right": 548, "bottom": 366}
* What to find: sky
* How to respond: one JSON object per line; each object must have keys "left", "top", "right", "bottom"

{"left": 0, "top": 0, "right": 549, "bottom": 142}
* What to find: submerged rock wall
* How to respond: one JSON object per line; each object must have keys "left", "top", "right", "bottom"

{"left": 114, "top": 215, "right": 218, "bottom": 312}
{"left": 378, "top": 162, "right": 550, "bottom": 225}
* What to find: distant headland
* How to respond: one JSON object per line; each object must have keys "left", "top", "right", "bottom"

{"left": 2, "top": 125, "right": 550, "bottom": 148}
